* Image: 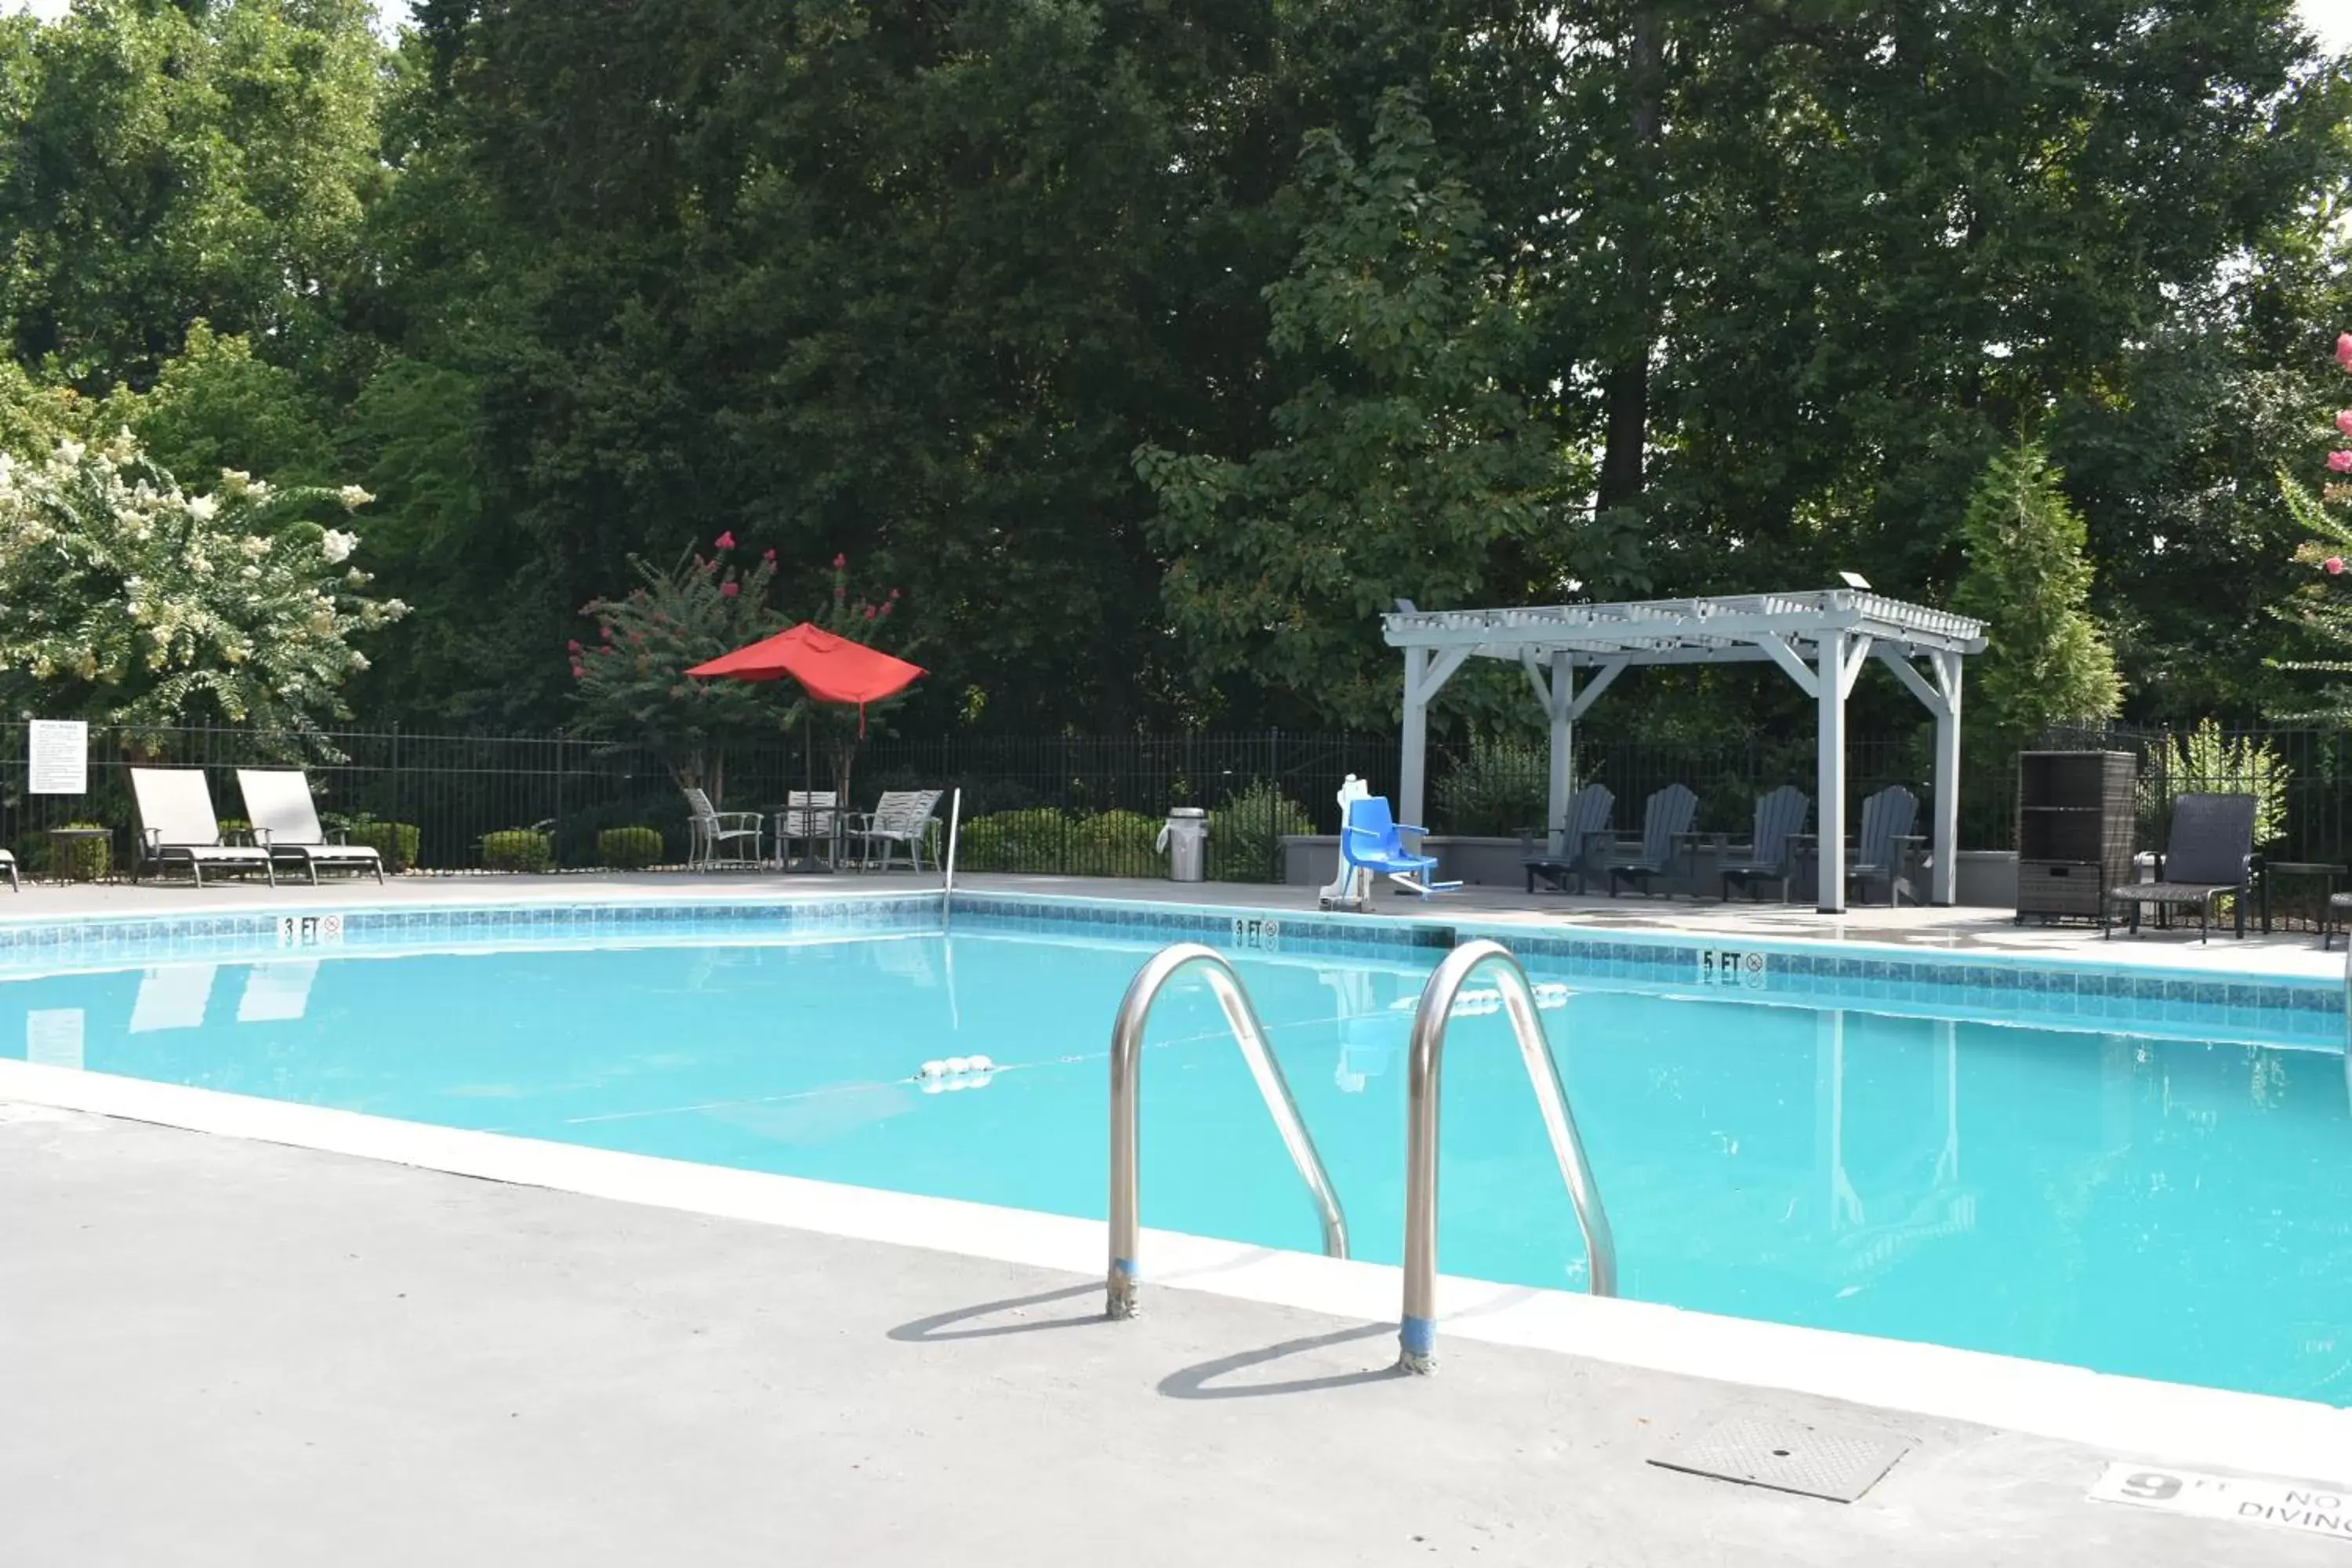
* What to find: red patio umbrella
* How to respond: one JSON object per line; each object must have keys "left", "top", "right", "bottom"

{"left": 687, "top": 622, "right": 924, "bottom": 733}
{"left": 688, "top": 622, "right": 925, "bottom": 874}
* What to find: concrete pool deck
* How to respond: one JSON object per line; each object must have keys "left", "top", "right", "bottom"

{"left": 6, "top": 1106, "right": 2348, "bottom": 1568}
{"left": 5, "top": 869, "right": 2348, "bottom": 1565}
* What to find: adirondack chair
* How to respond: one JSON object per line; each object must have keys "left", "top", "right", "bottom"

{"left": 1797, "top": 786, "right": 1921, "bottom": 906}
{"left": 1520, "top": 783, "right": 1615, "bottom": 894}
{"left": 1597, "top": 783, "right": 1699, "bottom": 897}
{"left": 1719, "top": 786, "right": 1811, "bottom": 902}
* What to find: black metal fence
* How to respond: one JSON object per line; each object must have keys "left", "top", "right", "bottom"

{"left": 5, "top": 720, "right": 2347, "bottom": 886}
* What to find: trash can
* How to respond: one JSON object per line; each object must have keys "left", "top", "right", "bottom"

{"left": 1156, "top": 806, "right": 1207, "bottom": 882}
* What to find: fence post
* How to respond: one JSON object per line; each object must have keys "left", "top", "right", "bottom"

{"left": 554, "top": 728, "right": 568, "bottom": 866}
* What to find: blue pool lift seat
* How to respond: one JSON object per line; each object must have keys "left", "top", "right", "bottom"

{"left": 1341, "top": 795, "right": 1461, "bottom": 899}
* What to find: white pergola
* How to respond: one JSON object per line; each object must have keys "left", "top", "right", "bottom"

{"left": 1384, "top": 590, "right": 1987, "bottom": 913}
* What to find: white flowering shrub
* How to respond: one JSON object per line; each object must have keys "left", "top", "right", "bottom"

{"left": 0, "top": 433, "right": 408, "bottom": 735}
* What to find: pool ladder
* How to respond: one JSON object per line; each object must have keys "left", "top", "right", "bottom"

{"left": 1105, "top": 936, "right": 1617, "bottom": 1374}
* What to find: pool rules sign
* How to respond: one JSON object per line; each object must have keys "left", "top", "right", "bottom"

{"left": 26, "top": 719, "right": 86, "bottom": 795}
{"left": 2089, "top": 1461, "right": 2352, "bottom": 1542}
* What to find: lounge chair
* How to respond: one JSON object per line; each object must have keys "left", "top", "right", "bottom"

{"left": 1719, "top": 786, "right": 1811, "bottom": 902}
{"left": 2107, "top": 792, "right": 2257, "bottom": 942}
{"left": 235, "top": 769, "right": 385, "bottom": 884}
{"left": 1598, "top": 782, "right": 1699, "bottom": 897}
{"left": 0, "top": 848, "right": 15, "bottom": 891}
{"left": 779, "top": 790, "right": 839, "bottom": 866}
{"left": 1340, "top": 792, "right": 1459, "bottom": 900}
{"left": 683, "top": 786, "right": 764, "bottom": 869}
{"left": 851, "top": 789, "right": 943, "bottom": 871}
{"left": 129, "top": 768, "right": 276, "bottom": 887}
{"left": 1521, "top": 783, "right": 1614, "bottom": 894}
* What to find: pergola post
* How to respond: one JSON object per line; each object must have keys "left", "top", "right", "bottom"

{"left": 1816, "top": 631, "right": 1847, "bottom": 914}
{"left": 1399, "top": 645, "right": 1430, "bottom": 847}
{"left": 1931, "top": 652, "right": 1962, "bottom": 906}
{"left": 1548, "top": 652, "right": 1573, "bottom": 853}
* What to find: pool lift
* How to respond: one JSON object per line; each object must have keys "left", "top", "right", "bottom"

{"left": 1105, "top": 936, "right": 1617, "bottom": 1375}
{"left": 1319, "top": 775, "right": 1460, "bottom": 912}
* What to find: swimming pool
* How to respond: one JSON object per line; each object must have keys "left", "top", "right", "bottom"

{"left": 2, "top": 892, "right": 2346, "bottom": 1405}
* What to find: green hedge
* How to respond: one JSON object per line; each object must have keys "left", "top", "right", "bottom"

{"left": 957, "top": 808, "right": 1161, "bottom": 876}
{"left": 345, "top": 819, "right": 419, "bottom": 872}
{"left": 953, "top": 794, "right": 1308, "bottom": 881}
{"left": 597, "top": 825, "right": 665, "bottom": 869}
{"left": 1207, "top": 781, "right": 1313, "bottom": 882}
{"left": 481, "top": 828, "right": 554, "bottom": 873}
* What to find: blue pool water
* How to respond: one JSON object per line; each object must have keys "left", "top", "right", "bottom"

{"left": 5, "top": 912, "right": 2348, "bottom": 1403}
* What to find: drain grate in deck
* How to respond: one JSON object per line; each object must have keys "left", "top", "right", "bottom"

{"left": 1648, "top": 1415, "right": 1913, "bottom": 1503}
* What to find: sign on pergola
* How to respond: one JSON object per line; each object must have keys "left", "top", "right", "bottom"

{"left": 1382, "top": 590, "right": 1987, "bottom": 913}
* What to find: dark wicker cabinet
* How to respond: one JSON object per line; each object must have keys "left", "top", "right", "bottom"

{"left": 2015, "top": 751, "right": 2136, "bottom": 925}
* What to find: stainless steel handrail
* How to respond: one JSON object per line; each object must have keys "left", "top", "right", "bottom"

{"left": 1399, "top": 938, "right": 1616, "bottom": 1373}
{"left": 1108, "top": 943, "right": 1348, "bottom": 1319}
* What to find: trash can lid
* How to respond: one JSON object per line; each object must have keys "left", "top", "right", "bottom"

{"left": 1167, "top": 807, "right": 1208, "bottom": 818}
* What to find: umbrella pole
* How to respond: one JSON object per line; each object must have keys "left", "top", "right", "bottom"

{"left": 781, "top": 702, "right": 834, "bottom": 876}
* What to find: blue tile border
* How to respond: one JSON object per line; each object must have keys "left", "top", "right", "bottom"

{"left": 0, "top": 887, "right": 2336, "bottom": 1051}
{"left": 947, "top": 891, "right": 2346, "bottom": 1049}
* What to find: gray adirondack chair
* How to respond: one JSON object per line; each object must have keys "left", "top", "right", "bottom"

{"left": 1719, "top": 786, "right": 1811, "bottom": 902}
{"left": 1521, "top": 783, "right": 1614, "bottom": 894}
{"left": 1849, "top": 785, "right": 1920, "bottom": 906}
{"left": 1602, "top": 783, "right": 1699, "bottom": 897}
{"left": 2107, "top": 792, "right": 2257, "bottom": 942}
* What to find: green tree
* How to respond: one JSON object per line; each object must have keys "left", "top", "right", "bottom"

{"left": 0, "top": 0, "right": 389, "bottom": 391}
{"left": 1951, "top": 443, "right": 2124, "bottom": 742}
{"left": 572, "top": 535, "right": 789, "bottom": 800}
{"left": 0, "top": 430, "right": 405, "bottom": 735}
{"left": 1137, "top": 90, "right": 1632, "bottom": 728}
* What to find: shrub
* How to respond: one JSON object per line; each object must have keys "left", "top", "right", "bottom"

{"left": 481, "top": 829, "right": 554, "bottom": 873}
{"left": 957, "top": 807, "right": 1161, "bottom": 876}
{"left": 2146, "top": 720, "right": 2291, "bottom": 847}
{"left": 344, "top": 818, "right": 418, "bottom": 871}
{"left": 597, "top": 825, "right": 665, "bottom": 869}
{"left": 1435, "top": 737, "right": 1551, "bottom": 837}
{"left": 1207, "top": 781, "right": 1314, "bottom": 882}
{"left": 51, "top": 822, "right": 110, "bottom": 882}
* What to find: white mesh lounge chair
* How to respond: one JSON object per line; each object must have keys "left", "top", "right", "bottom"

{"left": 0, "top": 848, "right": 15, "bottom": 891}
{"left": 130, "top": 768, "right": 275, "bottom": 887}
{"left": 235, "top": 769, "right": 385, "bottom": 884}
{"left": 851, "top": 789, "right": 943, "bottom": 871}
{"left": 683, "top": 787, "right": 764, "bottom": 869}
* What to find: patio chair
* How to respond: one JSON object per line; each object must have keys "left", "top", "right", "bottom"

{"left": 2107, "top": 792, "right": 2257, "bottom": 942}
{"left": 850, "top": 789, "right": 943, "bottom": 871}
{"left": 1792, "top": 785, "right": 1922, "bottom": 906}
{"left": 1520, "top": 783, "right": 1614, "bottom": 894}
{"left": 1719, "top": 786, "right": 1811, "bottom": 902}
{"left": 234, "top": 769, "right": 385, "bottom": 884}
{"left": 1599, "top": 782, "right": 1699, "bottom": 897}
{"left": 682, "top": 786, "right": 764, "bottom": 869}
{"left": 129, "top": 768, "right": 277, "bottom": 887}
{"left": 0, "top": 848, "right": 15, "bottom": 891}
{"left": 1341, "top": 793, "right": 1460, "bottom": 899}
{"left": 779, "top": 790, "right": 839, "bottom": 867}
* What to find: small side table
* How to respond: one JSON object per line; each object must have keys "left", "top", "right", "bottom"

{"left": 46, "top": 826, "right": 116, "bottom": 885}
{"left": 2257, "top": 859, "right": 2348, "bottom": 938}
